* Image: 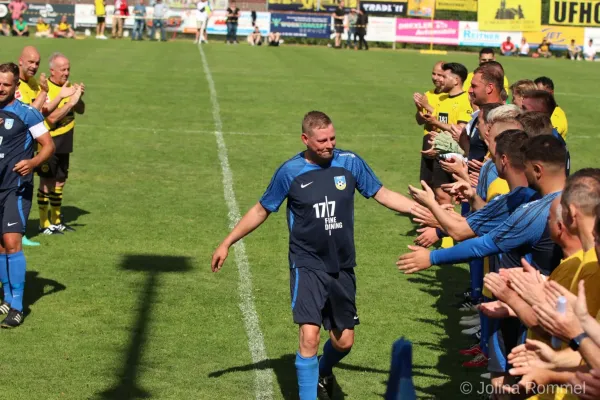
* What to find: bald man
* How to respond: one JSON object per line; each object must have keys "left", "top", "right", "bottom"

{"left": 36, "top": 52, "right": 84, "bottom": 235}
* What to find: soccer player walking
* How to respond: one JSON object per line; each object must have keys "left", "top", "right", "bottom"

{"left": 211, "top": 111, "right": 415, "bottom": 399}
{"left": 0, "top": 63, "right": 55, "bottom": 327}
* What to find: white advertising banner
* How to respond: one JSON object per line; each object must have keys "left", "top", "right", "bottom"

{"left": 459, "top": 21, "right": 521, "bottom": 47}
{"left": 365, "top": 16, "right": 395, "bottom": 42}
{"left": 206, "top": 11, "right": 271, "bottom": 36}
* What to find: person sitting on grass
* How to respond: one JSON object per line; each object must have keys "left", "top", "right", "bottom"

{"left": 54, "top": 16, "right": 75, "bottom": 39}
{"left": 35, "top": 18, "right": 51, "bottom": 38}
{"left": 247, "top": 26, "right": 262, "bottom": 46}
{"left": 12, "top": 16, "right": 28, "bottom": 37}
{"left": 567, "top": 39, "right": 582, "bottom": 60}
{"left": 0, "top": 19, "right": 10, "bottom": 36}
{"left": 267, "top": 32, "right": 281, "bottom": 47}
{"left": 537, "top": 37, "right": 552, "bottom": 58}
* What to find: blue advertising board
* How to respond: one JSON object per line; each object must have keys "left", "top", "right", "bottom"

{"left": 270, "top": 12, "right": 331, "bottom": 38}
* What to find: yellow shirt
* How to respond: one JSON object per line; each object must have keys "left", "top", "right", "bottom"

{"left": 58, "top": 22, "right": 71, "bottom": 32}
{"left": 551, "top": 106, "right": 568, "bottom": 139}
{"left": 463, "top": 72, "right": 510, "bottom": 93}
{"left": 423, "top": 89, "right": 446, "bottom": 135}
{"left": 95, "top": 0, "right": 106, "bottom": 16}
{"left": 481, "top": 177, "right": 510, "bottom": 299}
{"left": 16, "top": 77, "right": 41, "bottom": 105}
{"left": 435, "top": 92, "right": 472, "bottom": 129}
{"left": 44, "top": 80, "right": 76, "bottom": 154}
{"left": 36, "top": 22, "right": 50, "bottom": 32}
{"left": 570, "top": 248, "right": 600, "bottom": 317}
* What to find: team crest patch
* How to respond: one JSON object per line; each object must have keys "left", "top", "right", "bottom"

{"left": 4, "top": 119, "right": 13, "bottom": 130}
{"left": 334, "top": 176, "right": 346, "bottom": 190}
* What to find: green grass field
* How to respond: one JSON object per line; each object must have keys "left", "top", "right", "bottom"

{"left": 1, "top": 37, "right": 598, "bottom": 399}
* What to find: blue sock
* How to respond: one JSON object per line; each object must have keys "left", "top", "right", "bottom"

{"left": 469, "top": 258, "right": 484, "bottom": 303}
{"left": 7, "top": 251, "right": 26, "bottom": 311}
{"left": 295, "top": 352, "right": 318, "bottom": 400}
{"left": 0, "top": 254, "right": 10, "bottom": 304}
{"left": 480, "top": 297, "right": 491, "bottom": 357}
{"left": 319, "top": 339, "right": 351, "bottom": 377}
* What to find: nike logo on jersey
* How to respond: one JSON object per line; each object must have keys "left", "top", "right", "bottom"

{"left": 301, "top": 182, "right": 313, "bottom": 189}
{"left": 7, "top": 222, "right": 17, "bottom": 227}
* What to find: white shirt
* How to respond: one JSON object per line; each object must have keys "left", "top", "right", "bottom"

{"left": 584, "top": 44, "right": 596, "bottom": 59}
{"left": 196, "top": 0, "right": 209, "bottom": 19}
{"left": 519, "top": 42, "right": 529, "bottom": 55}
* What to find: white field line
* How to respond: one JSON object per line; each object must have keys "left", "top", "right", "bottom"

{"left": 197, "top": 44, "right": 273, "bottom": 400}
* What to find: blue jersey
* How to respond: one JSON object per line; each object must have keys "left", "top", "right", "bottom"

{"left": 430, "top": 191, "right": 562, "bottom": 276}
{"left": 0, "top": 100, "right": 46, "bottom": 190}
{"left": 475, "top": 160, "right": 498, "bottom": 201}
{"left": 487, "top": 191, "right": 562, "bottom": 275}
{"left": 260, "top": 149, "right": 383, "bottom": 273}
{"left": 467, "top": 186, "right": 538, "bottom": 237}
{"left": 552, "top": 128, "right": 570, "bottom": 176}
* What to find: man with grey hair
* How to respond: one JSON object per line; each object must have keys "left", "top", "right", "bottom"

{"left": 36, "top": 53, "right": 85, "bottom": 235}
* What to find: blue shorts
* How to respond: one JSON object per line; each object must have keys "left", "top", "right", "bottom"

{"left": 290, "top": 267, "right": 359, "bottom": 332}
{"left": 0, "top": 184, "right": 32, "bottom": 235}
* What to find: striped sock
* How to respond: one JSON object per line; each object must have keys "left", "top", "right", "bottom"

{"left": 37, "top": 189, "right": 50, "bottom": 229}
{"left": 50, "top": 186, "right": 63, "bottom": 225}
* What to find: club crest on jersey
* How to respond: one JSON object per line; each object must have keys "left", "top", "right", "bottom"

{"left": 4, "top": 119, "right": 13, "bottom": 130}
{"left": 334, "top": 176, "right": 346, "bottom": 191}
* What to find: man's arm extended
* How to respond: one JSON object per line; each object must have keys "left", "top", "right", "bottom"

{"left": 373, "top": 186, "right": 416, "bottom": 215}
{"left": 430, "top": 234, "right": 500, "bottom": 265}
{"left": 211, "top": 202, "right": 271, "bottom": 271}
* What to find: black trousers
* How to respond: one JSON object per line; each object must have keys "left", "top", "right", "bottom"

{"left": 356, "top": 28, "right": 368, "bottom": 50}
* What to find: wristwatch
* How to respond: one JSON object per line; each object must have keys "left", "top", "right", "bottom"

{"left": 569, "top": 332, "right": 589, "bottom": 351}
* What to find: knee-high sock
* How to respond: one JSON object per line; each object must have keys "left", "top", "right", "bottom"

{"left": 0, "top": 254, "right": 11, "bottom": 304}
{"left": 37, "top": 189, "right": 50, "bottom": 228}
{"left": 7, "top": 251, "right": 26, "bottom": 311}
{"left": 469, "top": 258, "right": 484, "bottom": 303}
{"left": 295, "top": 352, "right": 318, "bottom": 400}
{"left": 50, "top": 186, "right": 63, "bottom": 225}
{"left": 319, "top": 339, "right": 351, "bottom": 377}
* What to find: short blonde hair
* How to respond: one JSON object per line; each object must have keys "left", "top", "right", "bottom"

{"left": 302, "top": 111, "right": 332, "bottom": 135}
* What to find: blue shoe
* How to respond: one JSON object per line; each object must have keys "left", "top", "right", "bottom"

{"left": 22, "top": 236, "right": 41, "bottom": 246}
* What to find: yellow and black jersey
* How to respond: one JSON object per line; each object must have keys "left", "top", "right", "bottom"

{"left": 422, "top": 89, "right": 446, "bottom": 135}
{"left": 551, "top": 106, "right": 568, "bottom": 139}
{"left": 44, "top": 79, "right": 75, "bottom": 154}
{"left": 16, "top": 77, "right": 41, "bottom": 105}
{"left": 435, "top": 91, "right": 472, "bottom": 129}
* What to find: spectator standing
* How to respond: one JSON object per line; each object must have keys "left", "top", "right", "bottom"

{"left": 518, "top": 37, "right": 529, "bottom": 57}
{"left": 150, "top": 0, "right": 167, "bottom": 41}
{"left": 500, "top": 36, "right": 514, "bottom": 56}
{"left": 332, "top": 0, "right": 345, "bottom": 48}
{"left": 356, "top": 6, "right": 368, "bottom": 50}
{"left": 132, "top": 0, "right": 146, "bottom": 40}
{"left": 346, "top": 9, "right": 357, "bottom": 50}
{"left": 112, "top": 0, "right": 129, "bottom": 38}
{"left": 584, "top": 39, "right": 597, "bottom": 61}
{"left": 8, "top": 0, "right": 27, "bottom": 24}
{"left": 226, "top": 2, "right": 240, "bottom": 44}
{"left": 12, "top": 16, "right": 28, "bottom": 36}
{"left": 195, "top": 0, "right": 209, "bottom": 44}
{"left": 95, "top": 0, "right": 107, "bottom": 39}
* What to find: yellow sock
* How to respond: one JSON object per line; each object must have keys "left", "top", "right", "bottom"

{"left": 49, "top": 186, "right": 63, "bottom": 225}
{"left": 441, "top": 236, "right": 454, "bottom": 249}
{"left": 37, "top": 189, "right": 50, "bottom": 228}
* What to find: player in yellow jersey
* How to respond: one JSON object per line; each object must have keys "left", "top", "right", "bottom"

{"left": 463, "top": 48, "right": 510, "bottom": 95}
{"left": 413, "top": 61, "right": 446, "bottom": 187}
{"left": 16, "top": 46, "right": 75, "bottom": 245}
{"left": 95, "top": 0, "right": 107, "bottom": 39}
{"left": 534, "top": 76, "right": 568, "bottom": 139}
{"left": 36, "top": 53, "right": 85, "bottom": 235}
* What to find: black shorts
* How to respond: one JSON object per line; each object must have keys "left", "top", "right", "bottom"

{"left": 431, "top": 159, "right": 454, "bottom": 188}
{"left": 334, "top": 24, "right": 344, "bottom": 34}
{"left": 36, "top": 153, "right": 70, "bottom": 180}
{"left": 488, "top": 318, "right": 526, "bottom": 373}
{"left": 0, "top": 184, "right": 33, "bottom": 236}
{"left": 268, "top": 40, "right": 279, "bottom": 47}
{"left": 420, "top": 134, "right": 434, "bottom": 185}
{"left": 290, "top": 267, "right": 359, "bottom": 332}
{"left": 98, "top": 16, "right": 106, "bottom": 23}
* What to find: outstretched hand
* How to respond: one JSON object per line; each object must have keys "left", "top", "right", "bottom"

{"left": 211, "top": 244, "right": 229, "bottom": 272}
{"left": 397, "top": 245, "right": 432, "bottom": 274}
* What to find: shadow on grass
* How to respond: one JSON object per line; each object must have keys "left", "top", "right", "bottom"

{"left": 22, "top": 270, "right": 66, "bottom": 317}
{"left": 26, "top": 206, "right": 91, "bottom": 239}
{"left": 209, "top": 354, "right": 389, "bottom": 400}
{"left": 409, "top": 265, "right": 481, "bottom": 399}
{"left": 97, "top": 255, "right": 192, "bottom": 400}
